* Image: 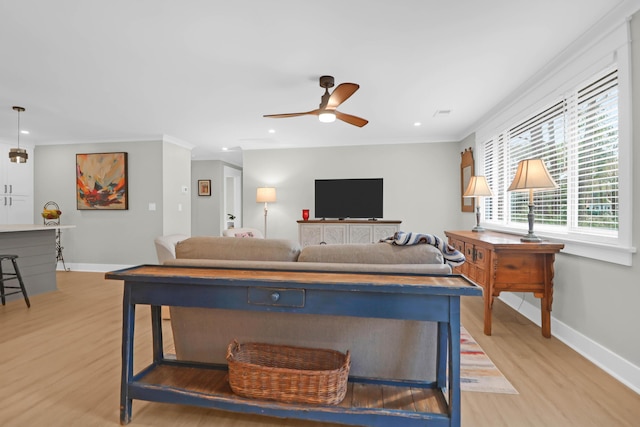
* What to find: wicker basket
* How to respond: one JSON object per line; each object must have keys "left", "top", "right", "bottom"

{"left": 226, "top": 340, "right": 350, "bottom": 405}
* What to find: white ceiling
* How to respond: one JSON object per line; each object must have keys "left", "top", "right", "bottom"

{"left": 0, "top": 0, "right": 636, "bottom": 165}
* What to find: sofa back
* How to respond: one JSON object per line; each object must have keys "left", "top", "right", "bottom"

{"left": 298, "top": 242, "right": 444, "bottom": 265}
{"left": 175, "top": 236, "right": 301, "bottom": 262}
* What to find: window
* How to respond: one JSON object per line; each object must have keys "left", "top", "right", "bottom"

{"left": 482, "top": 67, "right": 621, "bottom": 245}
{"left": 475, "top": 18, "right": 634, "bottom": 265}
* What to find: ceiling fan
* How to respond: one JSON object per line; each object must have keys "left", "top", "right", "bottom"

{"left": 263, "top": 75, "right": 368, "bottom": 127}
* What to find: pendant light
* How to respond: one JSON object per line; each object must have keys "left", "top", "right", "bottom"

{"left": 9, "top": 106, "right": 28, "bottom": 164}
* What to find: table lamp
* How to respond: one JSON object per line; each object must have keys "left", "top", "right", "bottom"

{"left": 507, "top": 158, "right": 558, "bottom": 242}
{"left": 463, "top": 176, "right": 494, "bottom": 232}
{"left": 256, "top": 187, "right": 276, "bottom": 238}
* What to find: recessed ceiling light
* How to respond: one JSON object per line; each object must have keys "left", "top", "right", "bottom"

{"left": 222, "top": 147, "right": 229, "bottom": 151}
{"left": 414, "top": 122, "right": 421, "bottom": 127}
{"left": 268, "top": 129, "right": 275, "bottom": 134}
{"left": 20, "top": 130, "right": 29, "bottom": 134}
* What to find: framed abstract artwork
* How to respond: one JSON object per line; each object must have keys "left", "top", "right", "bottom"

{"left": 76, "top": 152, "right": 129, "bottom": 210}
{"left": 198, "top": 179, "right": 211, "bottom": 196}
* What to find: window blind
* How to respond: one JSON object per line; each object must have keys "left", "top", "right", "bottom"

{"left": 571, "top": 70, "right": 618, "bottom": 233}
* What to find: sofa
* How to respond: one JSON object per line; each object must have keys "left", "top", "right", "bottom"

{"left": 162, "top": 236, "right": 453, "bottom": 381}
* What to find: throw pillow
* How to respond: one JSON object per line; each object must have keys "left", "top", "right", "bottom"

{"left": 235, "top": 232, "right": 254, "bottom": 238}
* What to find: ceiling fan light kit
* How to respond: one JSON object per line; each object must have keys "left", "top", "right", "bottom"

{"left": 318, "top": 111, "right": 336, "bottom": 123}
{"left": 264, "top": 75, "right": 368, "bottom": 127}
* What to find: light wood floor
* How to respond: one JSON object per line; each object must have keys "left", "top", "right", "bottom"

{"left": 1, "top": 271, "right": 638, "bottom": 427}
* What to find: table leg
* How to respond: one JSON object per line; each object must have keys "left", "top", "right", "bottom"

{"left": 436, "top": 322, "right": 447, "bottom": 388}
{"left": 483, "top": 287, "right": 493, "bottom": 336}
{"left": 539, "top": 254, "right": 554, "bottom": 338}
{"left": 541, "top": 297, "right": 551, "bottom": 338}
{"left": 150, "top": 305, "right": 163, "bottom": 363}
{"left": 120, "top": 285, "right": 135, "bottom": 425}
{"left": 448, "top": 298, "right": 462, "bottom": 427}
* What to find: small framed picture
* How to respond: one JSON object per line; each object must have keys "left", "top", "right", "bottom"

{"left": 198, "top": 179, "right": 211, "bottom": 196}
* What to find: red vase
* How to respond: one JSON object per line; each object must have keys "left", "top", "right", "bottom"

{"left": 302, "top": 209, "right": 310, "bottom": 221}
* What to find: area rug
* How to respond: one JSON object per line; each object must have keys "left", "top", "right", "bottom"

{"left": 460, "top": 326, "right": 518, "bottom": 394}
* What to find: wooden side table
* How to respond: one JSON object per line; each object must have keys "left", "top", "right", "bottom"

{"left": 445, "top": 230, "right": 564, "bottom": 338}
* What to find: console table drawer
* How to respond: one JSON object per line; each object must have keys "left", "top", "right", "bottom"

{"left": 247, "top": 287, "right": 305, "bottom": 308}
{"left": 450, "top": 238, "right": 464, "bottom": 253}
{"left": 474, "top": 246, "right": 489, "bottom": 269}
{"left": 467, "top": 265, "right": 487, "bottom": 286}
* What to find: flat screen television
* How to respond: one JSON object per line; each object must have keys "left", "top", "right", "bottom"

{"left": 314, "top": 178, "right": 383, "bottom": 219}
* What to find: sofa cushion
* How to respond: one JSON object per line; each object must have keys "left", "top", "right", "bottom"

{"left": 298, "top": 242, "right": 444, "bottom": 265}
{"left": 175, "top": 236, "right": 301, "bottom": 262}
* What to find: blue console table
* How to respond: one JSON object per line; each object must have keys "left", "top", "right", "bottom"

{"left": 105, "top": 265, "right": 481, "bottom": 427}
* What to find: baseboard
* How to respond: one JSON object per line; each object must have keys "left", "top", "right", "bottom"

{"left": 499, "top": 293, "right": 640, "bottom": 395}
{"left": 57, "top": 262, "right": 135, "bottom": 273}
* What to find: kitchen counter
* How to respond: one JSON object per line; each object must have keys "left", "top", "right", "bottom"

{"left": 0, "top": 224, "right": 75, "bottom": 301}
{"left": 0, "top": 224, "right": 75, "bottom": 232}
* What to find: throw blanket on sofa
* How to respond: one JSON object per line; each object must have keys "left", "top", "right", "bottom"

{"left": 381, "top": 231, "right": 466, "bottom": 267}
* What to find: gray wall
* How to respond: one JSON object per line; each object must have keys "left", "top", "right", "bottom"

{"left": 34, "top": 140, "right": 190, "bottom": 269}
{"left": 191, "top": 160, "right": 222, "bottom": 237}
{"left": 191, "top": 160, "right": 243, "bottom": 237}
{"left": 242, "top": 141, "right": 465, "bottom": 241}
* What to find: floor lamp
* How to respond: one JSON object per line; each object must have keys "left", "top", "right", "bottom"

{"left": 463, "top": 176, "right": 493, "bottom": 232}
{"left": 507, "top": 159, "right": 558, "bottom": 242}
{"left": 256, "top": 187, "right": 276, "bottom": 238}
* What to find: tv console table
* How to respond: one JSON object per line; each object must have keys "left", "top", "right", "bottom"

{"left": 106, "top": 265, "right": 480, "bottom": 427}
{"left": 298, "top": 219, "right": 401, "bottom": 247}
{"left": 445, "top": 230, "right": 564, "bottom": 338}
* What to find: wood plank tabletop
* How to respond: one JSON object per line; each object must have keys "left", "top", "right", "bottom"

{"left": 106, "top": 264, "right": 480, "bottom": 293}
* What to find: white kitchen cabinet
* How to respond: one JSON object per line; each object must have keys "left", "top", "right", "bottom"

{"left": 0, "top": 144, "right": 34, "bottom": 224}
{"left": 1, "top": 195, "right": 33, "bottom": 224}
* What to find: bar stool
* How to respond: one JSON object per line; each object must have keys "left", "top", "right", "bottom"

{"left": 0, "top": 255, "right": 30, "bottom": 307}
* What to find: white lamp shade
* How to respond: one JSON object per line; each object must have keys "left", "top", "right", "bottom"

{"left": 507, "top": 158, "right": 557, "bottom": 192}
{"left": 463, "top": 176, "right": 493, "bottom": 197}
{"left": 256, "top": 187, "right": 277, "bottom": 203}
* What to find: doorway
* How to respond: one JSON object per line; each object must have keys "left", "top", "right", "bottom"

{"left": 223, "top": 166, "right": 242, "bottom": 231}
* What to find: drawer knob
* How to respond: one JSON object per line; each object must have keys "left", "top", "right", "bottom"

{"left": 270, "top": 292, "right": 280, "bottom": 302}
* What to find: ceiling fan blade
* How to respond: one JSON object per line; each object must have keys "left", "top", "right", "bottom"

{"left": 335, "top": 111, "right": 368, "bottom": 127}
{"left": 326, "top": 83, "right": 359, "bottom": 109}
{"left": 263, "top": 109, "right": 320, "bottom": 118}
